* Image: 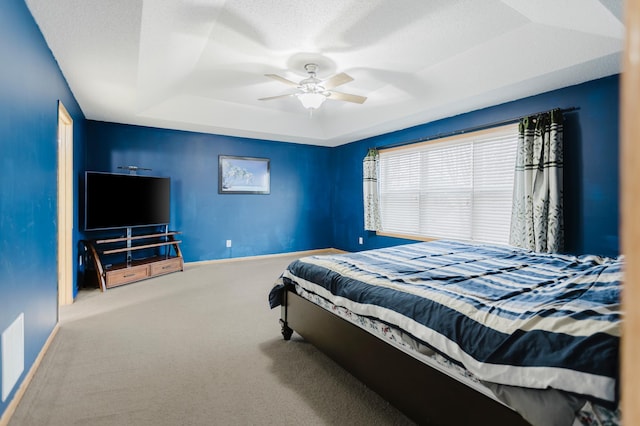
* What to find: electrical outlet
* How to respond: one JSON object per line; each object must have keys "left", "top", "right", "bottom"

{"left": 226, "top": 239, "right": 232, "bottom": 248}
{"left": 358, "top": 237, "right": 364, "bottom": 245}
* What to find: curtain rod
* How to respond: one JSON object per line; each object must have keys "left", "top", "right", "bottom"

{"left": 371, "top": 106, "right": 579, "bottom": 152}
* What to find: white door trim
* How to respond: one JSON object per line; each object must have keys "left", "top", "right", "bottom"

{"left": 57, "top": 101, "right": 73, "bottom": 306}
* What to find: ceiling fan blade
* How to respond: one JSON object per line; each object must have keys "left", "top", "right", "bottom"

{"left": 328, "top": 91, "right": 367, "bottom": 104}
{"left": 322, "top": 73, "right": 353, "bottom": 89}
{"left": 258, "top": 93, "right": 295, "bottom": 101}
{"left": 265, "top": 74, "right": 300, "bottom": 87}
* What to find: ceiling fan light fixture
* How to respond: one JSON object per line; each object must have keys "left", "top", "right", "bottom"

{"left": 261, "top": 62, "right": 366, "bottom": 111}
{"left": 297, "top": 92, "right": 327, "bottom": 109}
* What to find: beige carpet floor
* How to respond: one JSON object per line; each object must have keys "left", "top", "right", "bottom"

{"left": 9, "top": 253, "right": 415, "bottom": 426}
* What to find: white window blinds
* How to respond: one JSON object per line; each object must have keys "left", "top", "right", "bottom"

{"left": 378, "top": 123, "right": 518, "bottom": 244}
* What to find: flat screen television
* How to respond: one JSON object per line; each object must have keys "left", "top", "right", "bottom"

{"left": 84, "top": 171, "right": 171, "bottom": 231}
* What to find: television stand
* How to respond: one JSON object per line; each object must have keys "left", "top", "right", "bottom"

{"left": 84, "top": 228, "right": 183, "bottom": 291}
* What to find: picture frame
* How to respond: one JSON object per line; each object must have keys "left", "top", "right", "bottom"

{"left": 218, "top": 155, "right": 270, "bottom": 194}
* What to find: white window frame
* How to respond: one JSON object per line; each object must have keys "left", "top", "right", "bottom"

{"left": 377, "top": 123, "right": 519, "bottom": 245}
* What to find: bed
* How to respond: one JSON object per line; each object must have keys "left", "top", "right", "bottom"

{"left": 268, "top": 240, "right": 622, "bottom": 425}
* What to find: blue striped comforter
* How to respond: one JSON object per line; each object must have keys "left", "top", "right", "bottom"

{"left": 269, "top": 240, "right": 622, "bottom": 403}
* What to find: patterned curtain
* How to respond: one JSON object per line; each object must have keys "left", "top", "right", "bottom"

{"left": 363, "top": 148, "right": 381, "bottom": 231}
{"left": 509, "top": 109, "right": 564, "bottom": 252}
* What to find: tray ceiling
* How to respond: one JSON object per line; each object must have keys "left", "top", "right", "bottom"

{"left": 25, "top": 0, "right": 624, "bottom": 147}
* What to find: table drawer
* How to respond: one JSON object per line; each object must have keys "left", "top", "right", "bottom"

{"left": 106, "top": 265, "right": 149, "bottom": 288}
{"left": 150, "top": 258, "right": 183, "bottom": 276}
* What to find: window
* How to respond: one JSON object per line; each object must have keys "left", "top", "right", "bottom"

{"left": 378, "top": 124, "right": 518, "bottom": 244}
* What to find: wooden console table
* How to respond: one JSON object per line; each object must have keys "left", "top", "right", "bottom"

{"left": 85, "top": 230, "right": 183, "bottom": 291}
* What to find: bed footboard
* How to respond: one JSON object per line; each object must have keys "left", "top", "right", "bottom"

{"left": 280, "top": 288, "right": 529, "bottom": 426}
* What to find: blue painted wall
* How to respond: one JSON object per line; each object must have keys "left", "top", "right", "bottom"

{"left": 85, "top": 74, "right": 620, "bottom": 263}
{"left": 84, "top": 122, "right": 333, "bottom": 261}
{"left": 332, "top": 75, "right": 620, "bottom": 257}
{"left": 0, "top": 0, "right": 85, "bottom": 418}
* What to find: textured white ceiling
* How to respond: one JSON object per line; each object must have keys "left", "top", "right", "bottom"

{"left": 25, "top": 0, "right": 623, "bottom": 147}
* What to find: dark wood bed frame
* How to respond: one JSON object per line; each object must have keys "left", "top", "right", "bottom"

{"left": 279, "top": 287, "right": 530, "bottom": 425}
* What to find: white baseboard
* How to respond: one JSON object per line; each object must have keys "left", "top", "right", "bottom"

{"left": 185, "top": 248, "right": 347, "bottom": 267}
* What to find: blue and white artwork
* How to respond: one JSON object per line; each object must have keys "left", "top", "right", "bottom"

{"left": 219, "top": 156, "right": 270, "bottom": 194}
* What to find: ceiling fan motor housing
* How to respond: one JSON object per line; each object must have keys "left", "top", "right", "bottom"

{"left": 301, "top": 64, "right": 327, "bottom": 95}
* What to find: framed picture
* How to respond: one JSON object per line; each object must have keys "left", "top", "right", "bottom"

{"left": 218, "top": 155, "right": 270, "bottom": 194}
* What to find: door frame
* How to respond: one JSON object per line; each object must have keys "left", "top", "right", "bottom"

{"left": 57, "top": 101, "right": 73, "bottom": 306}
{"left": 621, "top": 0, "right": 640, "bottom": 423}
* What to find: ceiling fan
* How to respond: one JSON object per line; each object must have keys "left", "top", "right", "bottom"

{"left": 259, "top": 63, "right": 367, "bottom": 110}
